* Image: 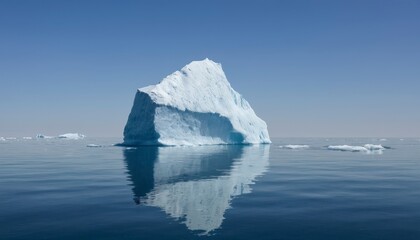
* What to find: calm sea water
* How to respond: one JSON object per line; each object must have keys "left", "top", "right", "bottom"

{"left": 1, "top": 137, "right": 420, "bottom": 240}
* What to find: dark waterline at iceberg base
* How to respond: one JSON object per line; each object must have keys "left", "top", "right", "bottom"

{"left": 1, "top": 138, "right": 420, "bottom": 239}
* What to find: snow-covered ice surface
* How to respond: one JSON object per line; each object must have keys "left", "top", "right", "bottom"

{"left": 123, "top": 59, "right": 271, "bottom": 146}
{"left": 58, "top": 133, "right": 85, "bottom": 139}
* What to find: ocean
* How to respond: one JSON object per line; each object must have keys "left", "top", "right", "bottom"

{"left": 1, "top": 137, "right": 420, "bottom": 239}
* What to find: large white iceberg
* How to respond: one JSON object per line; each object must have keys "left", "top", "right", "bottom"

{"left": 123, "top": 59, "right": 271, "bottom": 146}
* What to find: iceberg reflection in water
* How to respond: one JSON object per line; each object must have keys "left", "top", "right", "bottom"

{"left": 123, "top": 145, "right": 270, "bottom": 234}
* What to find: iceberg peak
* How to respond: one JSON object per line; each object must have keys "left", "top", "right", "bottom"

{"left": 123, "top": 59, "right": 271, "bottom": 146}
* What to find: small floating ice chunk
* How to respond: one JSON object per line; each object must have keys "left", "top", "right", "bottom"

{"left": 328, "top": 145, "right": 367, "bottom": 152}
{"left": 23, "top": 137, "right": 32, "bottom": 140}
{"left": 58, "top": 133, "right": 86, "bottom": 139}
{"left": 363, "top": 144, "right": 385, "bottom": 151}
{"left": 36, "top": 134, "right": 54, "bottom": 139}
{"left": 280, "top": 144, "right": 310, "bottom": 149}
{"left": 379, "top": 138, "right": 387, "bottom": 141}
{"left": 327, "top": 144, "right": 386, "bottom": 153}
{"left": 0, "top": 137, "right": 5, "bottom": 141}
{"left": 5, "top": 137, "right": 17, "bottom": 140}
{"left": 87, "top": 144, "right": 101, "bottom": 147}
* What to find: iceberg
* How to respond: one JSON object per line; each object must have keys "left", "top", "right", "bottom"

{"left": 123, "top": 59, "right": 271, "bottom": 146}
{"left": 58, "top": 133, "right": 85, "bottom": 140}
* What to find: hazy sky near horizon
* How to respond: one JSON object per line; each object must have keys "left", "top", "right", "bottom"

{"left": 1, "top": 0, "right": 419, "bottom": 137}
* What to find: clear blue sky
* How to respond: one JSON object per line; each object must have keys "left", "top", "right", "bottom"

{"left": 1, "top": 0, "right": 419, "bottom": 137}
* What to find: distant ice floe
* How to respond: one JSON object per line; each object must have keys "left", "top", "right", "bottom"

{"left": 279, "top": 144, "right": 310, "bottom": 149}
{"left": 35, "top": 133, "right": 86, "bottom": 140}
{"left": 3, "top": 133, "right": 87, "bottom": 141}
{"left": 379, "top": 138, "right": 387, "bottom": 141}
{"left": 86, "top": 144, "right": 101, "bottom": 148}
{"left": 36, "top": 134, "right": 54, "bottom": 139}
{"left": 328, "top": 145, "right": 366, "bottom": 152}
{"left": 364, "top": 144, "right": 386, "bottom": 151}
{"left": 1, "top": 137, "right": 20, "bottom": 141}
{"left": 327, "top": 144, "right": 386, "bottom": 153}
{"left": 58, "top": 133, "right": 86, "bottom": 140}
